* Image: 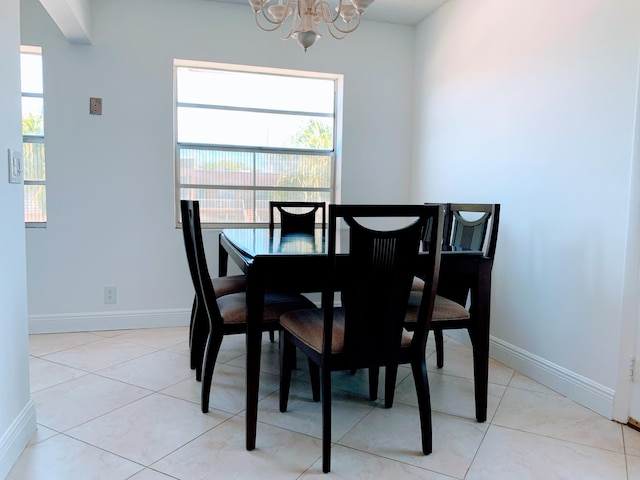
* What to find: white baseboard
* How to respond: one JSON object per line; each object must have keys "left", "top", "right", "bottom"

{"left": 0, "top": 400, "right": 36, "bottom": 480}
{"left": 28, "top": 309, "right": 191, "bottom": 334}
{"left": 445, "top": 330, "right": 615, "bottom": 419}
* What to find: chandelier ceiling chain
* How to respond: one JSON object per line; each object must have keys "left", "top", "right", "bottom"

{"left": 248, "top": 0, "right": 375, "bottom": 52}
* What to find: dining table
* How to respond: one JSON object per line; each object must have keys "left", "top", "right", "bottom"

{"left": 218, "top": 226, "right": 492, "bottom": 451}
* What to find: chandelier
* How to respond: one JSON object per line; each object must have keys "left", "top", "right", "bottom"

{"left": 248, "top": 0, "right": 375, "bottom": 52}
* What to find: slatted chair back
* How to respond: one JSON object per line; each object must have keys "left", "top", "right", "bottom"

{"left": 332, "top": 205, "right": 442, "bottom": 359}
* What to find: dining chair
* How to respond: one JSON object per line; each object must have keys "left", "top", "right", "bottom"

{"left": 279, "top": 204, "right": 443, "bottom": 473}
{"left": 181, "top": 200, "right": 316, "bottom": 412}
{"left": 269, "top": 201, "right": 326, "bottom": 236}
{"left": 180, "top": 200, "right": 246, "bottom": 380}
{"left": 408, "top": 203, "right": 500, "bottom": 422}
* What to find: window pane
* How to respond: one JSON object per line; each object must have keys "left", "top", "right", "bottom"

{"left": 177, "top": 67, "right": 334, "bottom": 114}
{"left": 255, "top": 153, "right": 331, "bottom": 188}
{"left": 177, "top": 107, "right": 332, "bottom": 149}
{"left": 179, "top": 148, "right": 254, "bottom": 186}
{"left": 23, "top": 142, "right": 45, "bottom": 181}
{"left": 24, "top": 185, "right": 46, "bottom": 222}
{"left": 22, "top": 98, "right": 44, "bottom": 135}
{"left": 20, "top": 52, "right": 43, "bottom": 94}
{"left": 181, "top": 188, "right": 255, "bottom": 223}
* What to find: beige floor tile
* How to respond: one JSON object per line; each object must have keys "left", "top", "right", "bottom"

{"left": 338, "top": 403, "right": 488, "bottom": 479}
{"left": 152, "top": 416, "right": 322, "bottom": 480}
{"left": 257, "top": 378, "right": 379, "bottom": 441}
{"left": 508, "top": 372, "right": 558, "bottom": 394}
{"left": 393, "top": 369, "right": 506, "bottom": 422}
{"left": 466, "top": 425, "right": 627, "bottom": 480}
{"left": 115, "top": 326, "right": 188, "bottom": 349}
{"left": 66, "top": 393, "right": 230, "bottom": 465}
{"left": 32, "top": 374, "right": 151, "bottom": 431}
{"left": 226, "top": 337, "right": 286, "bottom": 376}
{"left": 41, "top": 337, "right": 157, "bottom": 372}
{"left": 7, "top": 434, "right": 143, "bottom": 480}
{"left": 624, "top": 425, "right": 640, "bottom": 457}
{"left": 492, "top": 387, "right": 624, "bottom": 453}
{"left": 161, "top": 362, "right": 280, "bottom": 415}
{"left": 98, "top": 349, "right": 192, "bottom": 391}
{"left": 29, "top": 356, "right": 87, "bottom": 393}
{"left": 27, "top": 425, "right": 57, "bottom": 446}
{"left": 299, "top": 445, "right": 457, "bottom": 479}
{"left": 428, "top": 339, "right": 514, "bottom": 386}
{"left": 128, "top": 468, "right": 178, "bottom": 480}
{"left": 29, "top": 331, "right": 103, "bottom": 357}
{"left": 627, "top": 454, "right": 640, "bottom": 479}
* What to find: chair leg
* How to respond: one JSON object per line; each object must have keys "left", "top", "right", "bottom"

{"left": 279, "top": 334, "right": 296, "bottom": 412}
{"left": 434, "top": 328, "right": 444, "bottom": 368}
{"left": 411, "top": 358, "right": 432, "bottom": 455}
{"left": 384, "top": 364, "right": 398, "bottom": 408}
{"left": 308, "top": 359, "right": 320, "bottom": 402}
{"left": 269, "top": 329, "right": 276, "bottom": 343}
{"left": 201, "top": 331, "right": 223, "bottom": 414}
{"left": 321, "top": 366, "right": 332, "bottom": 473}
{"left": 191, "top": 303, "right": 208, "bottom": 382}
{"left": 368, "top": 366, "right": 379, "bottom": 401}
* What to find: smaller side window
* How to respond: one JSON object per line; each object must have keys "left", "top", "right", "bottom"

{"left": 21, "top": 45, "right": 47, "bottom": 226}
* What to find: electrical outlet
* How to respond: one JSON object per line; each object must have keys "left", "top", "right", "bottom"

{"left": 90, "top": 97, "right": 102, "bottom": 115}
{"left": 8, "top": 148, "right": 23, "bottom": 184}
{"left": 104, "top": 286, "right": 116, "bottom": 304}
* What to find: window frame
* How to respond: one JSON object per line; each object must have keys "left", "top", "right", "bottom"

{"left": 173, "top": 60, "right": 343, "bottom": 229}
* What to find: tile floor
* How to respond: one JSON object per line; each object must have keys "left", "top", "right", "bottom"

{"left": 9, "top": 326, "right": 640, "bottom": 479}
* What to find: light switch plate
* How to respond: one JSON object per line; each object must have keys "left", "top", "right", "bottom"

{"left": 90, "top": 97, "right": 102, "bottom": 115}
{"left": 8, "top": 148, "right": 23, "bottom": 184}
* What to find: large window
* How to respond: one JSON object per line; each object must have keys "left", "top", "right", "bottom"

{"left": 20, "top": 46, "right": 47, "bottom": 226}
{"left": 175, "top": 60, "right": 340, "bottom": 226}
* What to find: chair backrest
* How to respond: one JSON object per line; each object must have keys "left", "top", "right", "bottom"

{"left": 180, "top": 200, "right": 223, "bottom": 328}
{"left": 324, "top": 204, "right": 443, "bottom": 357}
{"left": 269, "top": 201, "right": 326, "bottom": 236}
{"left": 444, "top": 203, "right": 500, "bottom": 259}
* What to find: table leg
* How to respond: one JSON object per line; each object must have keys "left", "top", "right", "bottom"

{"left": 218, "top": 232, "right": 229, "bottom": 277}
{"left": 470, "top": 257, "right": 491, "bottom": 423}
{"left": 245, "top": 266, "right": 264, "bottom": 450}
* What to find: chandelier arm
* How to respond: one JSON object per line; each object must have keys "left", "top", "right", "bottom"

{"left": 255, "top": 0, "right": 297, "bottom": 27}
{"left": 318, "top": 0, "right": 343, "bottom": 25}
{"left": 326, "top": 12, "right": 362, "bottom": 35}
{"left": 254, "top": 11, "right": 284, "bottom": 32}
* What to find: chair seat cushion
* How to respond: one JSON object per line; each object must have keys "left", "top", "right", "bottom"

{"left": 280, "top": 307, "right": 414, "bottom": 354}
{"left": 405, "top": 292, "right": 471, "bottom": 324}
{"left": 212, "top": 275, "right": 246, "bottom": 298}
{"left": 217, "top": 291, "right": 315, "bottom": 325}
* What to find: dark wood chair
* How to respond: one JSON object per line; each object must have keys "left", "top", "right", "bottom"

{"left": 409, "top": 203, "right": 500, "bottom": 422}
{"left": 181, "top": 200, "right": 316, "bottom": 412}
{"left": 279, "top": 204, "right": 443, "bottom": 473}
{"left": 269, "top": 201, "right": 326, "bottom": 236}
{"left": 180, "top": 201, "right": 246, "bottom": 380}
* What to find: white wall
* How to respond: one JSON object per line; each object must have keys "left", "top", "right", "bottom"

{"left": 0, "top": 1, "right": 37, "bottom": 477}
{"left": 20, "top": 0, "right": 415, "bottom": 332}
{"left": 413, "top": 0, "right": 640, "bottom": 417}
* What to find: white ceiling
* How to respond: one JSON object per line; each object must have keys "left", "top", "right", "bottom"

{"left": 212, "top": 0, "right": 450, "bottom": 26}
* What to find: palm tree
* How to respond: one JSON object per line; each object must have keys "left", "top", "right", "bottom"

{"left": 273, "top": 119, "right": 332, "bottom": 202}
